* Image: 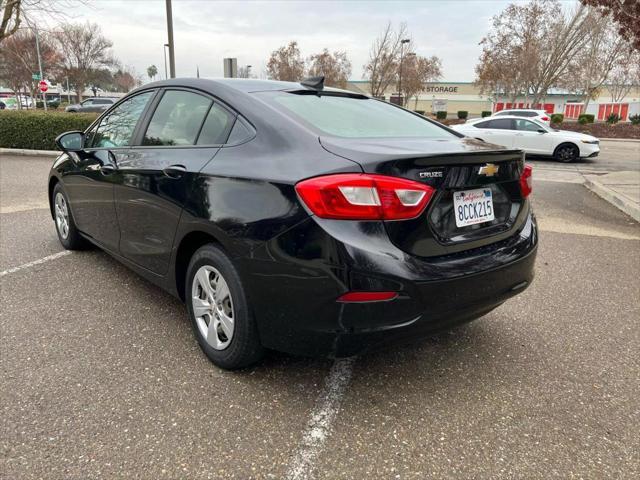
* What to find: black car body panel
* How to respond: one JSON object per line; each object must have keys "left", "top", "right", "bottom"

{"left": 48, "top": 78, "right": 537, "bottom": 358}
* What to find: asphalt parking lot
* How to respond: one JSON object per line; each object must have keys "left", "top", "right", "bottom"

{"left": 1, "top": 146, "right": 639, "bottom": 479}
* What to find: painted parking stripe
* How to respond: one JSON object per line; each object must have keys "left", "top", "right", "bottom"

{"left": 0, "top": 251, "right": 72, "bottom": 277}
{"left": 285, "top": 357, "right": 356, "bottom": 480}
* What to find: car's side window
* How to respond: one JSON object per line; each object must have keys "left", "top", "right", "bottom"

{"left": 488, "top": 118, "right": 514, "bottom": 130}
{"left": 515, "top": 119, "right": 541, "bottom": 132}
{"left": 474, "top": 120, "right": 491, "bottom": 129}
{"left": 197, "top": 104, "right": 235, "bottom": 145}
{"left": 142, "top": 90, "right": 212, "bottom": 146}
{"left": 90, "top": 91, "right": 154, "bottom": 148}
{"left": 225, "top": 117, "right": 254, "bottom": 145}
{"left": 82, "top": 99, "right": 93, "bottom": 106}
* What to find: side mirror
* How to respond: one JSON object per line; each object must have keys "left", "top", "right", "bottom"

{"left": 537, "top": 129, "right": 546, "bottom": 134}
{"left": 55, "top": 131, "right": 85, "bottom": 152}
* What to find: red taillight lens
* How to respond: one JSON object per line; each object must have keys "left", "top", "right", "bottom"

{"left": 337, "top": 291, "right": 398, "bottom": 303}
{"left": 520, "top": 164, "right": 533, "bottom": 198}
{"left": 295, "top": 174, "right": 435, "bottom": 220}
{"left": 541, "top": 116, "right": 550, "bottom": 121}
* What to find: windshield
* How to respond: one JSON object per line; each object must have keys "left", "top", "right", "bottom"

{"left": 267, "top": 93, "right": 455, "bottom": 139}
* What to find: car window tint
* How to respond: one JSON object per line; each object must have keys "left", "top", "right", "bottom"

{"left": 82, "top": 99, "right": 94, "bottom": 105}
{"left": 487, "top": 119, "right": 513, "bottom": 130}
{"left": 270, "top": 93, "right": 454, "bottom": 138}
{"left": 225, "top": 117, "right": 254, "bottom": 145}
{"left": 515, "top": 119, "right": 542, "bottom": 132}
{"left": 143, "top": 90, "right": 212, "bottom": 146}
{"left": 91, "top": 91, "right": 153, "bottom": 148}
{"left": 474, "top": 120, "right": 491, "bottom": 129}
{"left": 197, "top": 104, "right": 235, "bottom": 145}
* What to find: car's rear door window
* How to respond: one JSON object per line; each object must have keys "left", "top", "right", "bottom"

{"left": 196, "top": 104, "right": 235, "bottom": 145}
{"left": 270, "top": 93, "right": 454, "bottom": 138}
{"left": 515, "top": 119, "right": 543, "bottom": 132}
{"left": 143, "top": 90, "right": 212, "bottom": 146}
{"left": 90, "top": 91, "right": 154, "bottom": 148}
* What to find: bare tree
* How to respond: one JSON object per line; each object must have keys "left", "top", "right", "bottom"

{"left": 307, "top": 49, "right": 351, "bottom": 88}
{"left": 581, "top": 0, "right": 640, "bottom": 51}
{"left": 475, "top": 0, "right": 594, "bottom": 105}
{"left": 562, "top": 11, "right": 630, "bottom": 108}
{"left": 54, "top": 22, "right": 114, "bottom": 101}
{"left": 1, "top": 0, "right": 86, "bottom": 44}
{"left": 114, "top": 65, "right": 140, "bottom": 92}
{"left": 266, "top": 41, "right": 304, "bottom": 81}
{"left": 609, "top": 52, "right": 640, "bottom": 102}
{"left": 363, "top": 22, "right": 409, "bottom": 98}
{"left": 400, "top": 53, "right": 442, "bottom": 107}
{"left": 0, "top": 28, "right": 59, "bottom": 105}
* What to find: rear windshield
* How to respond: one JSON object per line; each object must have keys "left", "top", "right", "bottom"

{"left": 268, "top": 93, "right": 455, "bottom": 139}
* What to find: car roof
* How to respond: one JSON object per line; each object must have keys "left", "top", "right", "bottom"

{"left": 498, "top": 109, "right": 546, "bottom": 113}
{"left": 138, "top": 77, "right": 358, "bottom": 95}
{"left": 466, "top": 115, "right": 546, "bottom": 123}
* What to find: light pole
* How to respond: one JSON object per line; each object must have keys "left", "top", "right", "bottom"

{"left": 163, "top": 43, "right": 169, "bottom": 79}
{"left": 246, "top": 65, "right": 252, "bottom": 78}
{"left": 165, "top": 0, "right": 176, "bottom": 78}
{"left": 398, "top": 38, "right": 410, "bottom": 106}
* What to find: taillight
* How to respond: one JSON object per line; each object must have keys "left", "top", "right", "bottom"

{"left": 520, "top": 164, "right": 532, "bottom": 198}
{"left": 295, "top": 174, "right": 435, "bottom": 220}
{"left": 541, "top": 116, "right": 550, "bottom": 121}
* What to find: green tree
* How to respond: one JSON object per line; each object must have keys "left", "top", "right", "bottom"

{"left": 147, "top": 64, "right": 158, "bottom": 82}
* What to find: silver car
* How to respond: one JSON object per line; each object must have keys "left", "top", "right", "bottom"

{"left": 65, "top": 97, "right": 117, "bottom": 113}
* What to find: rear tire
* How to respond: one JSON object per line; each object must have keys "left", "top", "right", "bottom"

{"left": 554, "top": 143, "right": 579, "bottom": 163}
{"left": 185, "top": 244, "right": 264, "bottom": 369}
{"left": 52, "top": 183, "right": 88, "bottom": 250}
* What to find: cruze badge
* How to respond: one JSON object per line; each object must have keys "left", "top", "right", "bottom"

{"left": 479, "top": 163, "right": 500, "bottom": 176}
{"left": 419, "top": 170, "right": 443, "bottom": 179}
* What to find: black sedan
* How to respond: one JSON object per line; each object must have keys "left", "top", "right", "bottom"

{"left": 49, "top": 77, "right": 537, "bottom": 369}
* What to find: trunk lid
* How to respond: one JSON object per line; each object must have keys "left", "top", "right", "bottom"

{"left": 320, "top": 136, "right": 529, "bottom": 257}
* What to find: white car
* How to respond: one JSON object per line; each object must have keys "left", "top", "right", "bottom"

{"left": 492, "top": 109, "right": 551, "bottom": 124}
{"left": 452, "top": 116, "right": 599, "bottom": 162}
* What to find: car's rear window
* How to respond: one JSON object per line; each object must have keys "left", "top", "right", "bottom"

{"left": 269, "top": 93, "right": 454, "bottom": 139}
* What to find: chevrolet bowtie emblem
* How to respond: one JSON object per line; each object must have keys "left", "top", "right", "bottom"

{"left": 479, "top": 163, "right": 500, "bottom": 176}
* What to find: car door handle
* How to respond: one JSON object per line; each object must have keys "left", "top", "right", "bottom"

{"left": 100, "top": 164, "right": 116, "bottom": 175}
{"left": 163, "top": 164, "right": 187, "bottom": 178}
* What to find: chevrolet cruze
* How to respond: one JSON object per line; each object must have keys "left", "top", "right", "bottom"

{"left": 49, "top": 78, "right": 538, "bottom": 369}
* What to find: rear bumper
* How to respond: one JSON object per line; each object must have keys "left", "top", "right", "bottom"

{"left": 240, "top": 209, "right": 538, "bottom": 358}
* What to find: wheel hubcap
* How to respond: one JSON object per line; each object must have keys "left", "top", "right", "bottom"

{"left": 191, "top": 266, "right": 234, "bottom": 350}
{"left": 54, "top": 192, "right": 70, "bottom": 239}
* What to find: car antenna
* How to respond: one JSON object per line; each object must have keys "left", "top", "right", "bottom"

{"left": 301, "top": 76, "right": 324, "bottom": 92}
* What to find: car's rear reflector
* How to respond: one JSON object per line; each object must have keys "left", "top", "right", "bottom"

{"left": 520, "top": 164, "right": 533, "bottom": 198}
{"left": 336, "top": 291, "right": 398, "bottom": 303}
{"left": 295, "top": 174, "right": 435, "bottom": 220}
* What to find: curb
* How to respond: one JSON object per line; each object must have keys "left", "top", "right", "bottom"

{"left": 0, "top": 148, "right": 59, "bottom": 157}
{"left": 598, "top": 138, "right": 640, "bottom": 143}
{"left": 584, "top": 177, "right": 640, "bottom": 222}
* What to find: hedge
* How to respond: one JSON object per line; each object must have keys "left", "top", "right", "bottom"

{"left": 550, "top": 113, "right": 564, "bottom": 124}
{"left": 0, "top": 110, "right": 98, "bottom": 150}
{"left": 481, "top": 111, "right": 492, "bottom": 117}
{"left": 457, "top": 110, "right": 468, "bottom": 119}
{"left": 578, "top": 113, "right": 595, "bottom": 124}
{"left": 436, "top": 110, "right": 447, "bottom": 120}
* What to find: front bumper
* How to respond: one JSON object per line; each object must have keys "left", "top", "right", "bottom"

{"left": 580, "top": 143, "right": 600, "bottom": 158}
{"left": 240, "top": 210, "right": 538, "bottom": 358}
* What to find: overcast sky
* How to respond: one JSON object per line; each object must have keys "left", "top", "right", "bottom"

{"left": 41, "top": 0, "right": 577, "bottom": 82}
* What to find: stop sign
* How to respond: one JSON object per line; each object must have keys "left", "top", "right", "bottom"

{"left": 38, "top": 80, "right": 48, "bottom": 93}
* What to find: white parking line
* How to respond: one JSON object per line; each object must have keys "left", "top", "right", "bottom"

{"left": 0, "top": 251, "right": 72, "bottom": 277}
{"left": 286, "top": 357, "right": 356, "bottom": 480}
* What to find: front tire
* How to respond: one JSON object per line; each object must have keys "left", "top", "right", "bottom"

{"left": 554, "top": 143, "right": 579, "bottom": 163}
{"left": 185, "top": 244, "right": 264, "bottom": 369}
{"left": 52, "top": 183, "right": 88, "bottom": 250}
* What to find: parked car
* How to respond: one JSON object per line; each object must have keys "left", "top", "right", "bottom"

{"left": 451, "top": 116, "right": 599, "bottom": 162}
{"left": 0, "top": 97, "right": 19, "bottom": 110}
{"left": 491, "top": 109, "right": 551, "bottom": 124}
{"left": 65, "top": 97, "right": 117, "bottom": 113}
{"left": 49, "top": 78, "right": 538, "bottom": 369}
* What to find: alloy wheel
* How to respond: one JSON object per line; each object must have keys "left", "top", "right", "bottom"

{"left": 557, "top": 145, "right": 578, "bottom": 162}
{"left": 191, "top": 265, "right": 235, "bottom": 350}
{"left": 54, "top": 192, "right": 70, "bottom": 239}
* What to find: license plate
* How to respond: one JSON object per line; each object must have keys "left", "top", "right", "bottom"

{"left": 453, "top": 188, "right": 495, "bottom": 227}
